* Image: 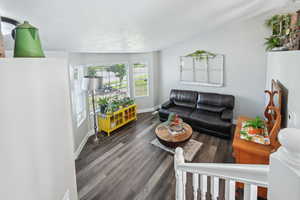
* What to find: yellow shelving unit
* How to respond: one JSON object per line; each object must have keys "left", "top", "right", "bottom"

{"left": 98, "top": 104, "right": 137, "bottom": 136}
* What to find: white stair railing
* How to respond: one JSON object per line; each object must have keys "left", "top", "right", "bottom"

{"left": 174, "top": 148, "right": 268, "bottom": 200}
{"left": 174, "top": 128, "right": 300, "bottom": 200}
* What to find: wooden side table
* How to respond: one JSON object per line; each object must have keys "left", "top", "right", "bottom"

{"left": 233, "top": 116, "right": 274, "bottom": 198}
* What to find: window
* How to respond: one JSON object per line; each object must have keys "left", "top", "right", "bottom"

{"left": 86, "top": 64, "right": 129, "bottom": 112}
{"left": 133, "top": 62, "right": 149, "bottom": 97}
{"left": 180, "top": 54, "right": 224, "bottom": 87}
{"left": 71, "top": 67, "right": 87, "bottom": 127}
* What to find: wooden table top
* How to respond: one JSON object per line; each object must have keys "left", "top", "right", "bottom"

{"left": 155, "top": 122, "right": 193, "bottom": 143}
{"left": 233, "top": 116, "right": 274, "bottom": 157}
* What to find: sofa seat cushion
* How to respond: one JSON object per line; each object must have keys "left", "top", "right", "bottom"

{"left": 189, "top": 110, "right": 232, "bottom": 133}
{"left": 159, "top": 106, "right": 193, "bottom": 119}
{"left": 197, "top": 104, "right": 226, "bottom": 113}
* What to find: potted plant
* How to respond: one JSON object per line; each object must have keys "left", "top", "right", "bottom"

{"left": 264, "top": 35, "right": 283, "bottom": 51}
{"left": 98, "top": 97, "right": 109, "bottom": 114}
{"left": 264, "top": 13, "right": 293, "bottom": 51}
{"left": 120, "top": 97, "right": 134, "bottom": 107}
{"left": 244, "top": 117, "right": 266, "bottom": 135}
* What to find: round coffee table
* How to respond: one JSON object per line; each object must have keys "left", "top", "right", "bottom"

{"left": 155, "top": 122, "right": 193, "bottom": 148}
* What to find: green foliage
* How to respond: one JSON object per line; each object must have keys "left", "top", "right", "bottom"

{"left": 87, "top": 67, "right": 97, "bottom": 76}
{"left": 186, "top": 50, "right": 217, "bottom": 61}
{"left": 265, "top": 14, "right": 292, "bottom": 36}
{"left": 240, "top": 130, "right": 253, "bottom": 140}
{"left": 244, "top": 117, "right": 265, "bottom": 129}
{"left": 98, "top": 95, "right": 135, "bottom": 114}
{"left": 264, "top": 35, "right": 282, "bottom": 51}
{"left": 97, "top": 96, "right": 109, "bottom": 106}
{"left": 264, "top": 13, "right": 292, "bottom": 51}
{"left": 107, "top": 64, "right": 127, "bottom": 88}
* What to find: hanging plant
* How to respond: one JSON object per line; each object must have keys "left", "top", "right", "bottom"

{"left": 186, "top": 50, "right": 216, "bottom": 61}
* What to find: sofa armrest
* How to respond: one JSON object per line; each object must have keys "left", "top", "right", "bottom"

{"left": 221, "top": 109, "right": 233, "bottom": 122}
{"left": 161, "top": 100, "right": 173, "bottom": 109}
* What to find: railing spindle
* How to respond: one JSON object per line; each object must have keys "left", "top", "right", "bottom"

{"left": 193, "top": 174, "right": 199, "bottom": 200}
{"left": 183, "top": 171, "right": 187, "bottom": 200}
{"left": 175, "top": 148, "right": 185, "bottom": 200}
{"left": 244, "top": 184, "right": 257, "bottom": 200}
{"left": 210, "top": 176, "right": 219, "bottom": 200}
{"left": 225, "top": 179, "right": 236, "bottom": 200}
{"left": 200, "top": 175, "right": 207, "bottom": 200}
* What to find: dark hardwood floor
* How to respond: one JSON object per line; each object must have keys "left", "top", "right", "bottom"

{"left": 75, "top": 112, "right": 234, "bottom": 200}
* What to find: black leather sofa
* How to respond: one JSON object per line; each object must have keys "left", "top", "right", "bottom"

{"left": 159, "top": 89, "right": 235, "bottom": 139}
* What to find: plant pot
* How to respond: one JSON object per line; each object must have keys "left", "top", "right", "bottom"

{"left": 248, "top": 127, "right": 264, "bottom": 135}
{"left": 100, "top": 105, "right": 107, "bottom": 114}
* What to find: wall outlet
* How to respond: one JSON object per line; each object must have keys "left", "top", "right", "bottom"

{"left": 62, "top": 190, "right": 70, "bottom": 200}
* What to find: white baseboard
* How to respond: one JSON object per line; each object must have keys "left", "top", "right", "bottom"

{"left": 74, "top": 130, "right": 94, "bottom": 160}
{"left": 137, "top": 105, "right": 160, "bottom": 114}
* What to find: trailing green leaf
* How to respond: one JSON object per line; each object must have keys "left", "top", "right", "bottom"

{"left": 186, "top": 50, "right": 217, "bottom": 61}
{"left": 264, "top": 36, "right": 282, "bottom": 51}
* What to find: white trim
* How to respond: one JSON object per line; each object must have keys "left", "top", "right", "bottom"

{"left": 62, "top": 190, "right": 70, "bottom": 200}
{"left": 180, "top": 81, "right": 223, "bottom": 87}
{"left": 137, "top": 105, "right": 160, "bottom": 114}
{"left": 74, "top": 130, "right": 94, "bottom": 160}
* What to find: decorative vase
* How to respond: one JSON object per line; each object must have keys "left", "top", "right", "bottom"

{"left": 100, "top": 105, "right": 107, "bottom": 114}
{"left": 248, "top": 127, "right": 264, "bottom": 135}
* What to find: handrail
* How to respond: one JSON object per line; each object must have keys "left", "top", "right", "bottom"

{"left": 175, "top": 128, "right": 300, "bottom": 200}
{"left": 176, "top": 163, "right": 269, "bottom": 187}
{"left": 174, "top": 147, "right": 269, "bottom": 200}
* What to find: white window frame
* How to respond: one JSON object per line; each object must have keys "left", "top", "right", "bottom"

{"left": 132, "top": 61, "right": 150, "bottom": 98}
{"left": 85, "top": 62, "right": 131, "bottom": 96}
{"left": 70, "top": 66, "right": 87, "bottom": 127}
{"left": 179, "top": 55, "right": 224, "bottom": 87}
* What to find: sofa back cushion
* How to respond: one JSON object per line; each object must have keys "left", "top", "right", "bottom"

{"left": 197, "top": 92, "right": 234, "bottom": 111}
{"left": 170, "top": 89, "right": 198, "bottom": 108}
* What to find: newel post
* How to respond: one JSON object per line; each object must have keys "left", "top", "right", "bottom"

{"left": 268, "top": 128, "right": 300, "bottom": 200}
{"left": 175, "top": 147, "right": 186, "bottom": 200}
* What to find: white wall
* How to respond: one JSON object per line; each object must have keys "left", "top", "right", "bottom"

{"left": 0, "top": 58, "right": 78, "bottom": 200}
{"left": 159, "top": 16, "right": 270, "bottom": 119}
{"left": 266, "top": 51, "right": 300, "bottom": 128}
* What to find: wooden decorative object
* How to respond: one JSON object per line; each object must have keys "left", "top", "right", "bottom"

{"left": 233, "top": 106, "right": 281, "bottom": 198}
{"left": 288, "top": 10, "right": 300, "bottom": 50}
{"left": 155, "top": 122, "right": 193, "bottom": 148}
{"left": 233, "top": 84, "right": 282, "bottom": 198}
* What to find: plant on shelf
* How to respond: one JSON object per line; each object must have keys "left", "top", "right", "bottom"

{"left": 99, "top": 95, "right": 135, "bottom": 115}
{"left": 244, "top": 117, "right": 265, "bottom": 135}
{"left": 264, "top": 35, "right": 282, "bottom": 51}
{"left": 98, "top": 96, "right": 109, "bottom": 113}
{"left": 121, "top": 97, "right": 135, "bottom": 107}
{"left": 264, "top": 13, "right": 295, "bottom": 51}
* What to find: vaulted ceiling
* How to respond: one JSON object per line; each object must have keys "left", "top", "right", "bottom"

{"left": 1, "top": 0, "right": 290, "bottom": 52}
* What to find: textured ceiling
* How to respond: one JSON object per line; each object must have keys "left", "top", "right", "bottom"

{"left": 1, "top": 0, "right": 290, "bottom": 52}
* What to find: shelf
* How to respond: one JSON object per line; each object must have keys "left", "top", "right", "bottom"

{"left": 98, "top": 104, "right": 137, "bottom": 136}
